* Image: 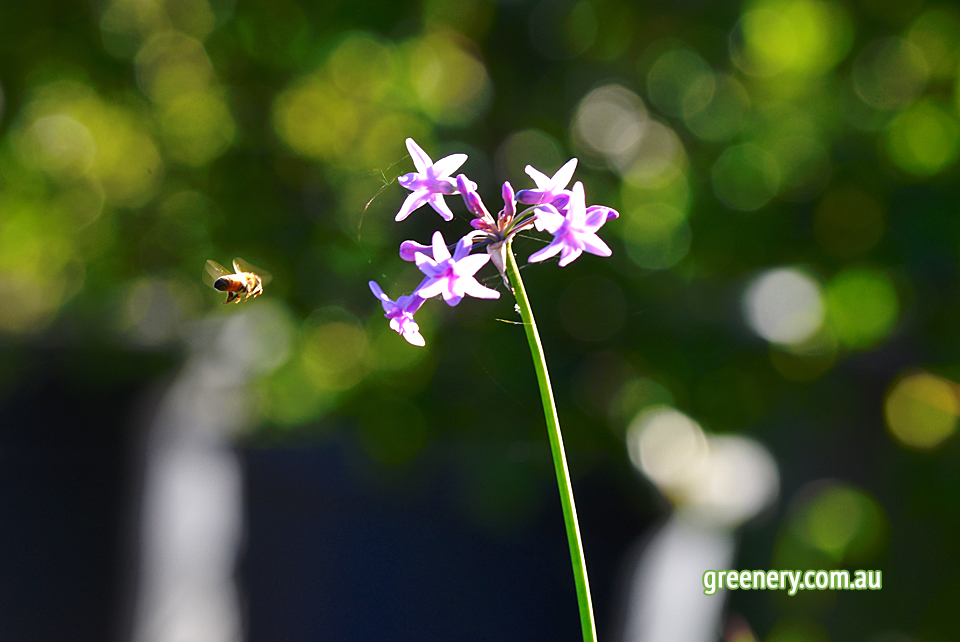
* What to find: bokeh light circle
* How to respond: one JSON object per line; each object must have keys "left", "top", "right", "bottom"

{"left": 732, "top": 0, "right": 855, "bottom": 78}
{"left": 824, "top": 267, "right": 898, "bottom": 349}
{"left": 406, "top": 32, "right": 492, "bottom": 126}
{"left": 622, "top": 202, "right": 691, "bottom": 270}
{"left": 627, "top": 406, "right": 709, "bottom": 493}
{"left": 852, "top": 37, "right": 929, "bottom": 111}
{"left": 885, "top": 371, "right": 959, "bottom": 450}
{"left": 646, "top": 48, "right": 714, "bottom": 118}
{"left": 572, "top": 84, "right": 648, "bottom": 171}
{"left": 789, "top": 481, "right": 888, "bottom": 563}
{"left": 712, "top": 143, "right": 781, "bottom": 211}
{"left": 885, "top": 99, "right": 960, "bottom": 177}
{"left": 683, "top": 74, "right": 750, "bottom": 142}
{"left": 494, "top": 129, "right": 563, "bottom": 186}
{"left": 743, "top": 267, "right": 824, "bottom": 345}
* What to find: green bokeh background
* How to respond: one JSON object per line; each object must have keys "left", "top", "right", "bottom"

{"left": 3, "top": 0, "right": 960, "bottom": 640}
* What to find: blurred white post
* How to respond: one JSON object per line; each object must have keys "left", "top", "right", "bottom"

{"left": 622, "top": 515, "right": 735, "bottom": 642}
{"left": 621, "top": 407, "right": 779, "bottom": 642}
{"left": 131, "top": 304, "right": 290, "bottom": 642}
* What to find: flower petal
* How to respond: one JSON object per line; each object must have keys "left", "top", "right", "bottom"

{"left": 551, "top": 158, "right": 578, "bottom": 190}
{"left": 432, "top": 153, "right": 468, "bottom": 178}
{"left": 502, "top": 181, "right": 515, "bottom": 204}
{"left": 414, "top": 253, "right": 444, "bottom": 277}
{"left": 529, "top": 238, "right": 563, "bottom": 263}
{"left": 396, "top": 190, "right": 430, "bottom": 221}
{"left": 524, "top": 164, "right": 551, "bottom": 187}
{"left": 549, "top": 192, "right": 571, "bottom": 212}
{"left": 406, "top": 138, "right": 432, "bottom": 174}
{"left": 533, "top": 206, "right": 565, "bottom": 233}
{"left": 565, "top": 182, "right": 587, "bottom": 225}
{"left": 414, "top": 278, "right": 445, "bottom": 299}
{"left": 428, "top": 230, "right": 449, "bottom": 261}
{"left": 460, "top": 277, "right": 500, "bottom": 299}
{"left": 442, "top": 290, "right": 463, "bottom": 306}
{"left": 400, "top": 240, "right": 432, "bottom": 262}
{"left": 427, "top": 194, "right": 455, "bottom": 221}
{"left": 452, "top": 234, "right": 477, "bottom": 261}
{"left": 369, "top": 280, "right": 390, "bottom": 303}
{"left": 458, "top": 174, "right": 492, "bottom": 221}
{"left": 397, "top": 294, "right": 426, "bottom": 314}
{"left": 398, "top": 172, "right": 420, "bottom": 189}
{"left": 586, "top": 205, "right": 619, "bottom": 223}
{"left": 451, "top": 253, "right": 490, "bottom": 277}
{"left": 487, "top": 241, "right": 510, "bottom": 289}
{"left": 581, "top": 233, "right": 612, "bottom": 257}
{"left": 515, "top": 188, "right": 542, "bottom": 205}
{"left": 501, "top": 181, "right": 516, "bottom": 222}
{"left": 557, "top": 245, "right": 583, "bottom": 267}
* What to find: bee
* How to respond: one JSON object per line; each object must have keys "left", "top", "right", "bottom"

{"left": 204, "top": 257, "right": 271, "bottom": 304}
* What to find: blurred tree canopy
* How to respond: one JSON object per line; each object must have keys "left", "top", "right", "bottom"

{"left": 2, "top": 0, "right": 960, "bottom": 639}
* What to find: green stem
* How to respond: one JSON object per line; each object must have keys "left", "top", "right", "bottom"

{"left": 504, "top": 240, "right": 597, "bottom": 642}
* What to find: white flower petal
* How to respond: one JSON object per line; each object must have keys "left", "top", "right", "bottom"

{"left": 414, "top": 278, "right": 445, "bottom": 299}
{"left": 427, "top": 194, "right": 455, "bottom": 221}
{"left": 460, "top": 276, "right": 500, "bottom": 299}
{"left": 431, "top": 230, "right": 451, "bottom": 262}
{"left": 406, "top": 138, "right": 432, "bottom": 174}
{"left": 452, "top": 253, "right": 490, "bottom": 278}
{"left": 396, "top": 190, "right": 430, "bottom": 221}
{"left": 551, "top": 158, "right": 578, "bottom": 189}
{"left": 529, "top": 239, "right": 563, "bottom": 263}
{"left": 524, "top": 165, "right": 551, "bottom": 187}
{"left": 581, "top": 234, "right": 612, "bottom": 257}
{"left": 431, "top": 153, "right": 468, "bottom": 178}
{"left": 558, "top": 246, "right": 583, "bottom": 267}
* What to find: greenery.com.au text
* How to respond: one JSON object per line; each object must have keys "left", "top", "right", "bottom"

{"left": 703, "top": 570, "right": 882, "bottom": 596}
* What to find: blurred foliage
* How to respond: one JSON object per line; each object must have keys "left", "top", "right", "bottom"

{"left": 3, "top": 0, "right": 960, "bottom": 639}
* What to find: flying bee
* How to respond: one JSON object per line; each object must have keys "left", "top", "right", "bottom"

{"left": 204, "top": 257, "right": 271, "bottom": 304}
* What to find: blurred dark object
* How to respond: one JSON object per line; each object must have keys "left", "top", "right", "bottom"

{"left": 0, "top": 345, "right": 171, "bottom": 642}
{"left": 240, "top": 441, "right": 650, "bottom": 642}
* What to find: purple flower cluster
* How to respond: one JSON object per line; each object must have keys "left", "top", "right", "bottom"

{"left": 371, "top": 138, "right": 618, "bottom": 346}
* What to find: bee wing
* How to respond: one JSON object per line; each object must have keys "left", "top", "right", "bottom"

{"left": 233, "top": 257, "right": 272, "bottom": 286}
{"left": 204, "top": 260, "right": 232, "bottom": 288}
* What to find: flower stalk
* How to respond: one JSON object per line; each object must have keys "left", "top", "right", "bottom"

{"left": 373, "top": 138, "right": 614, "bottom": 640}
{"left": 504, "top": 239, "right": 597, "bottom": 642}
